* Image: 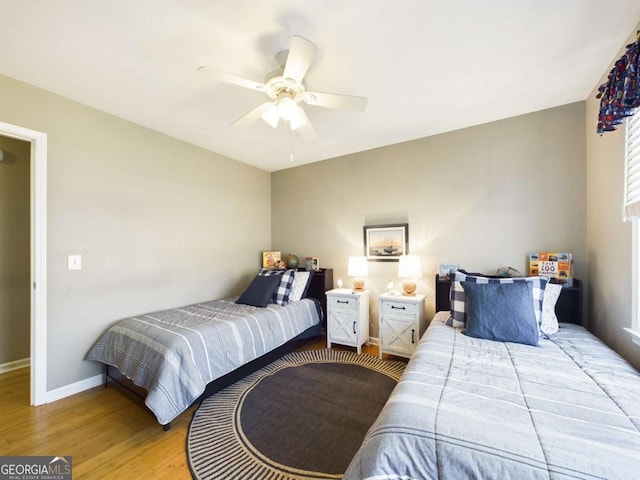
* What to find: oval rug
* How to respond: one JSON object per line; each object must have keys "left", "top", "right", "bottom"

{"left": 187, "top": 349, "right": 406, "bottom": 480}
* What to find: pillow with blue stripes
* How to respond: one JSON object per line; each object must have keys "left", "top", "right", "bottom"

{"left": 447, "top": 270, "right": 548, "bottom": 335}
{"left": 462, "top": 281, "right": 539, "bottom": 346}
{"left": 289, "top": 270, "right": 314, "bottom": 302}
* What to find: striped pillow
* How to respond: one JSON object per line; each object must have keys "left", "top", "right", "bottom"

{"left": 447, "top": 271, "right": 548, "bottom": 334}
{"left": 289, "top": 270, "right": 314, "bottom": 302}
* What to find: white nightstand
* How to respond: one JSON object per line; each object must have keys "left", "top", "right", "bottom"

{"left": 326, "top": 289, "right": 370, "bottom": 354}
{"left": 378, "top": 293, "right": 426, "bottom": 359}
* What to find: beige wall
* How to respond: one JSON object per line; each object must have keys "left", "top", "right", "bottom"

{"left": 586, "top": 22, "right": 640, "bottom": 370}
{"left": 272, "top": 102, "right": 587, "bottom": 338}
{"left": 0, "top": 136, "right": 30, "bottom": 364}
{"left": 0, "top": 73, "right": 271, "bottom": 390}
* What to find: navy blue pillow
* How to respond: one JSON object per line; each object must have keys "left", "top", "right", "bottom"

{"left": 236, "top": 274, "right": 281, "bottom": 307}
{"left": 461, "top": 281, "right": 539, "bottom": 346}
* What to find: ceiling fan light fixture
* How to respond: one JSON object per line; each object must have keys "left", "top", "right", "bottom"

{"left": 261, "top": 104, "right": 280, "bottom": 128}
{"left": 289, "top": 106, "right": 307, "bottom": 131}
{"left": 277, "top": 95, "right": 297, "bottom": 120}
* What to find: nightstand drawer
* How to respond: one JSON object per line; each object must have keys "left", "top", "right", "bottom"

{"left": 329, "top": 296, "right": 358, "bottom": 310}
{"left": 381, "top": 300, "right": 418, "bottom": 316}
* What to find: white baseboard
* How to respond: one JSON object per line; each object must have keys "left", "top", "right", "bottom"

{"left": 46, "top": 374, "right": 104, "bottom": 404}
{"left": 624, "top": 327, "right": 640, "bottom": 348}
{"left": 0, "top": 357, "right": 30, "bottom": 374}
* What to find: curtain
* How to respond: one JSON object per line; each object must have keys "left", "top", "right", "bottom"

{"left": 597, "top": 31, "right": 640, "bottom": 133}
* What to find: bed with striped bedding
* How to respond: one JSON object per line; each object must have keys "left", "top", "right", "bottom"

{"left": 86, "top": 297, "right": 321, "bottom": 426}
{"left": 344, "top": 311, "right": 640, "bottom": 479}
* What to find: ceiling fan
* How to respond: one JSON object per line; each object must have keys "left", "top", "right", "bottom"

{"left": 197, "top": 35, "right": 367, "bottom": 140}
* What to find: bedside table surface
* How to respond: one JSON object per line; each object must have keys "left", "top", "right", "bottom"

{"left": 326, "top": 288, "right": 368, "bottom": 297}
{"left": 378, "top": 293, "right": 426, "bottom": 302}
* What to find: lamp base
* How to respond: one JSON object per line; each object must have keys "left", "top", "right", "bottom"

{"left": 402, "top": 280, "right": 417, "bottom": 296}
{"left": 352, "top": 278, "right": 365, "bottom": 292}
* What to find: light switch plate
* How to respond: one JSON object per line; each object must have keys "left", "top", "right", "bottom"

{"left": 68, "top": 254, "right": 82, "bottom": 271}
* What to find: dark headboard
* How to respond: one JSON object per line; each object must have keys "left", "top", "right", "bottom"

{"left": 302, "top": 268, "right": 333, "bottom": 327}
{"left": 435, "top": 274, "right": 453, "bottom": 313}
{"left": 435, "top": 274, "right": 583, "bottom": 325}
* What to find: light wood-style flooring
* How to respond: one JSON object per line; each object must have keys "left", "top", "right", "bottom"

{"left": 0, "top": 338, "right": 383, "bottom": 479}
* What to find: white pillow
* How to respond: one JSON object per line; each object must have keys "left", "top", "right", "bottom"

{"left": 289, "top": 271, "right": 311, "bottom": 302}
{"left": 540, "top": 283, "right": 562, "bottom": 336}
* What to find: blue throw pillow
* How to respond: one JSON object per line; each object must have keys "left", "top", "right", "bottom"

{"left": 461, "top": 281, "right": 539, "bottom": 346}
{"left": 236, "top": 274, "right": 281, "bottom": 307}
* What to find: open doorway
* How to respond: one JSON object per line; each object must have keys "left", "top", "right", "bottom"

{"left": 0, "top": 121, "right": 47, "bottom": 406}
{"left": 0, "top": 137, "right": 31, "bottom": 374}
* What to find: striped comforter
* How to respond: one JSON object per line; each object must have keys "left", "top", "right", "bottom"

{"left": 86, "top": 298, "right": 320, "bottom": 425}
{"left": 345, "top": 311, "right": 640, "bottom": 480}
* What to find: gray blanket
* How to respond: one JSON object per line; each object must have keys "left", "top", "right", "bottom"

{"left": 86, "top": 297, "right": 320, "bottom": 425}
{"left": 345, "top": 312, "right": 640, "bottom": 480}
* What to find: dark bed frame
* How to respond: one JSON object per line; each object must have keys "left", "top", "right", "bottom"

{"left": 434, "top": 274, "right": 583, "bottom": 325}
{"left": 105, "top": 295, "right": 326, "bottom": 430}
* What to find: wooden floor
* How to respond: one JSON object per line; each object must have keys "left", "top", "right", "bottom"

{"left": 0, "top": 338, "right": 385, "bottom": 479}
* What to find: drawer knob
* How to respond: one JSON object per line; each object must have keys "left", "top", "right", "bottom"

{"left": 391, "top": 305, "right": 406, "bottom": 310}
{"left": 337, "top": 300, "right": 349, "bottom": 304}
{"left": 411, "top": 329, "right": 415, "bottom": 344}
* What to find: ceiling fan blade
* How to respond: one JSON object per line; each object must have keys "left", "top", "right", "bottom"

{"left": 283, "top": 35, "right": 318, "bottom": 84}
{"left": 295, "top": 107, "right": 317, "bottom": 141}
{"left": 231, "top": 102, "right": 275, "bottom": 128}
{"left": 304, "top": 91, "right": 368, "bottom": 112}
{"left": 197, "top": 66, "right": 267, "bottom": 92}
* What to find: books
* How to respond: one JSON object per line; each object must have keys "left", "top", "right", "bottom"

{"left": 438, "top": 263, "right": 459, "bottom": 279}
{"left": 262, "top": 251, "right": 281, "bottom": 269}
{"left": 529, "top": 252, "right": 573, "bottom": 287}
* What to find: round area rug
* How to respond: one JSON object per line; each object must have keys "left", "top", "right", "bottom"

{"left": 187, "top": 349, "right": 406, "bottom": 480}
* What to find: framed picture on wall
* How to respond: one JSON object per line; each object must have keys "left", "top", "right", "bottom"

{"left": 363, "top": 223, "right": 408, "bottom": 261}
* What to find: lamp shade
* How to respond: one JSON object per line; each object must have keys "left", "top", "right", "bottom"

{"left": 347, "top": 256, "right": 368, "bottom": 277}
{"left": 277, "top": 96, "right": 297, "bottom": 120}
{"left": 289, "top": 106, "right": 307, "bottom": 131}
{"left": 261, "top": 105, "right": 280, "bottom": 128}
{"left": 398, "top": 255, "right": 422, "bottom": 278}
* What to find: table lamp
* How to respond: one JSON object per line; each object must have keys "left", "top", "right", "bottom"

{"left": 398, "top": 254, "right": 422, "bottom": 296}
{"left": 347, "top": 255, "right": 368, "bottom": 292}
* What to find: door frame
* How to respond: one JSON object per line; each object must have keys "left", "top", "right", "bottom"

{"left": 0, "top": 121, "right": 47, "bottom": 406}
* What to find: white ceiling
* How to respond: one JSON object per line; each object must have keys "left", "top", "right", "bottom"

{"left": 1, "top": 1, "right": 639, "bottom": 172}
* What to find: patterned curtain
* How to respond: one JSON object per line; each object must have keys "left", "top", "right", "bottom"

{"left": 596, "top": 31, "right": 640, "bottom": 133}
